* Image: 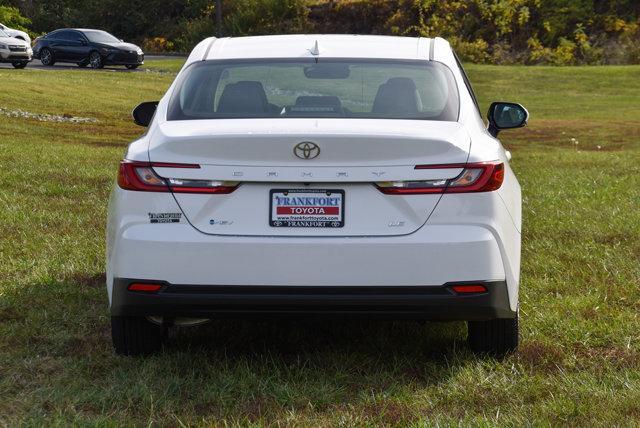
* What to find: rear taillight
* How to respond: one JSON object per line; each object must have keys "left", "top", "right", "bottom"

{"left": 117, "top": 160, "right": 239, "bottom": 194}
{"left": 118, "top": 161, "right": 168, "bottom": 192}
{"left": 376, "top": 162, "right": 504, "bottom": 195}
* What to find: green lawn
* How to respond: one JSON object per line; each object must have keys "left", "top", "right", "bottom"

{"left": 0, "top": 62, "right": 639, "bottom": 426}
{"left": 144, "top": 58, "right": 187, "bottom": 73}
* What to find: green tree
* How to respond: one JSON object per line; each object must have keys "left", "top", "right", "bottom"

{"left": 0, "top": 5, "right": 31, "bottom": 32}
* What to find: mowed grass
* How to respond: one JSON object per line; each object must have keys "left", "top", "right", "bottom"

{"left": 144, "top": 58, "right": 187, "bottom": 73}
{"left": 0, "top": 62, "right": 639, "bottom": 426}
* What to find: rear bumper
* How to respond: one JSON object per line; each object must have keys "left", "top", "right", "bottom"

{"left": 107, "top": 190, "right": 520, "bottom": 315}
{"left": 111, "top": 279, "right": 515, "bottom": 320}
{"left": 109, "top": 223, "right": 506, "bottom": 287}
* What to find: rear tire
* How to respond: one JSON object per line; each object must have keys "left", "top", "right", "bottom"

{"left": 468, "top": 312, "right": 519, "bottom": 357}
{"left": 111, "top": 316, "right": 165, "bottom": 356}
{"left": 40, "top": 48, "right": 55, "bottom": 66}
{"left": 12, "top": 61, "right": 28, "bottom": 69}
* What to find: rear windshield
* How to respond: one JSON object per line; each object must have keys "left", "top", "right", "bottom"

{"left": 167, "top": 59, "right": 459, "bottom": 121}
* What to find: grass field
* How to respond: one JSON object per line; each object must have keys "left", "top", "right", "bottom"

{"left": 0, "top": 61, "right": 639, "bottom": 426}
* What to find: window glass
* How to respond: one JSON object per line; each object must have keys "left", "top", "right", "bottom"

{"left": 69, "top": 31, "right": 84, "bottom": 42}
{"left": 56, "top": 31, "right": 76, "bottom": 41}
{"left": 83, "top": 30, "right": 120, "bottom": 44}
{"left": 168, "top": 59, "right": 459, "bottom": 121}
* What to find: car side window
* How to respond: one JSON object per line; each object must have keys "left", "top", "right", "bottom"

{"left": 453, "top": 50, "right": 482, "bottom": 118}
{"left": 70, "top": 31, "right": 85, "bottom": 42}
{"left": 57, "top": 31, "right": 75, "bottom": 41}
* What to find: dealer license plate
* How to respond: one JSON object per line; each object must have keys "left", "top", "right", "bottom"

{"left": 270, "top": 189, "right": 344, "bottom": 228}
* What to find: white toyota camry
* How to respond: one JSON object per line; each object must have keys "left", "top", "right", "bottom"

{"left": 107, "top": 35, "right": 528, "bottom": 356}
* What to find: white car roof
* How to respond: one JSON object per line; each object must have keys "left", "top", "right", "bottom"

{"left": 191, "top": 35, "right": 450, "bottom": 62}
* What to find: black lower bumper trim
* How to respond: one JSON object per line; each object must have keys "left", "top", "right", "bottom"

{"left": 111, "top": 279, "right": 516, "bottom": 321}
{"left": 105, "top": 53, "right": 144, "bottom": 66}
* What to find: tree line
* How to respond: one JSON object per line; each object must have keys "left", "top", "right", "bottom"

{"left": 1, "top": 0, "right": 639, "bottom": 64}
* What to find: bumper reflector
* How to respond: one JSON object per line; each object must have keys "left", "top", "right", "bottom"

{"left": 127, "top": 283, "right": 163, "bottom": 292}
{"left": 451, "top": 284, "right": 488, "bottom": 294}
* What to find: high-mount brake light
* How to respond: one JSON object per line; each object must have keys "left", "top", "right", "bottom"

{"left": 376, "top": 162, "right": 504, "bottom": 195}
{"left": 117, "top": 160, "right": 239, "bottom": 194}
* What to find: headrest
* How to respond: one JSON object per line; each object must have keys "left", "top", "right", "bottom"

{"left": 217, "top": 81, "right": 269, "bottom": 114}
{"left": 372, "top": 77, "right": 420, "bottom": 115}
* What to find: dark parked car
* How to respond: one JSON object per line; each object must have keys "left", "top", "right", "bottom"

{"left": 33, "top": 29, "right": 144, "bottom": 69}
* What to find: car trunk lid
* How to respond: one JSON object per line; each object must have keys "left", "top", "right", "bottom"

{"left": 148, "top": 118, "right": 470, "bottom": 237}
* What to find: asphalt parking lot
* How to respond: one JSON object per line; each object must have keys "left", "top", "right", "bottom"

{"left": 0, "top": 55, "right": 180, "bottom": 71}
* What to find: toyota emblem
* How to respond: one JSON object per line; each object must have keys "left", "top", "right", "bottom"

{"left": 293, "top": 142, "right": 320, "bottom": 160}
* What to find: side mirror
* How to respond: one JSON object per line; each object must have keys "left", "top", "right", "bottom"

{"left": 80, "top": 39, "right": 87, "bottom": 45}
{"left": 132, "top": 101, "right": 158, "bottom": 127}
{"left": 487, "top": 102, "right": 529, "bottom": 137}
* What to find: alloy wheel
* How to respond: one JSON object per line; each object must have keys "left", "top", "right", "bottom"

{"left": 89, "top": 52, "right": 102, "bottom": 69}
{"left": 41, "top": 49, "right": 52, "bottom": 65}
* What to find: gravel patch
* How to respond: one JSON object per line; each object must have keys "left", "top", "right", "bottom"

{"left": 0, "top": 107, "right": 98, "bottom": 123}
